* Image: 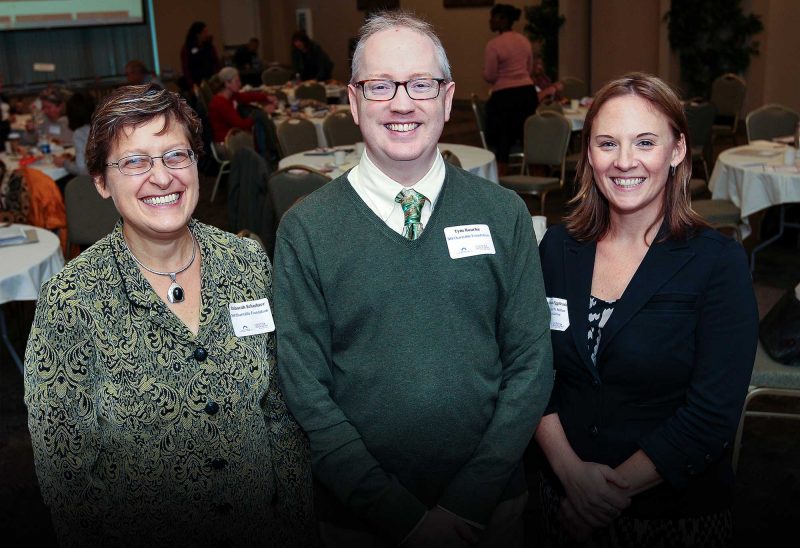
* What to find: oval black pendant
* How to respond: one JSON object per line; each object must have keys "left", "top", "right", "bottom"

{"left": 168, "top": 282, "right": 185, "bottom": 304}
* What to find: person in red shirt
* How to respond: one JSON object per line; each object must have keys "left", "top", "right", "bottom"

{"left": 207, "top": 67, "right": 277, "bottom": 144}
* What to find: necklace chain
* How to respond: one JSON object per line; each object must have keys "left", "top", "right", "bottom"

{"left": 124, "top": 231, "right": 197, "bottom": 304}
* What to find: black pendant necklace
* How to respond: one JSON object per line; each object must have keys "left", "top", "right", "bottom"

{"left": 125, "top": 231, "right": 197, "bottom": 304}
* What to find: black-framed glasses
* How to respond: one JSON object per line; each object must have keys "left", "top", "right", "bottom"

{"left": 105, "top": 149, "right": 197, "bottom": 176}
{"left": 355, "top": 78, "right": 447, "bottom": 101}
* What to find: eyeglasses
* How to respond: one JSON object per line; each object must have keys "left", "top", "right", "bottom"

{"left": 106, "top": 149, "right": 197, "bottom": 176}
{"left": 355, "top": 78, "right": 447, "bottom": 101}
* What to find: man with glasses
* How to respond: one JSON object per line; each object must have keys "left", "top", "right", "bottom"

{"left": 274, "top": 11, "right": 552, "bottom": 548}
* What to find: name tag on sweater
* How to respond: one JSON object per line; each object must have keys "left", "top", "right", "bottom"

{"left": 229, "top": 298, "right": 275, "bottom": 336}
{"left": 547, "top": 297, "right": 569, "bottom": 331}
{"left": 443, "top": 224, "right": 496, "bottom": 259}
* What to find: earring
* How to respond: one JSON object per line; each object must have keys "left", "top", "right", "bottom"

{"left": 670, "top": 165, "right": 676, "bottom": 176}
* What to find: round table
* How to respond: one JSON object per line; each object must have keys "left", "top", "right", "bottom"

{"left": 0, "top": 224, "right": 64, "bottom": 372}
{"left": 278, "top": 143, "right": 499, "bottom": 183}
{"left": 1, "top": 151, "right": 70, "bottom": 181}
{"left": 563, "top": 105, "right": 588, "bottom": 132}
{"left": 709, "top": 139, "right": 800, "bottom": 267}
{"left": 272, "top": 105, "right": 351, "bottom": 149}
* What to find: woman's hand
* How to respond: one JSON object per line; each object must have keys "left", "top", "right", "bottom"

{"left": 559, "top": 460, "right": 631, "bottom": 529}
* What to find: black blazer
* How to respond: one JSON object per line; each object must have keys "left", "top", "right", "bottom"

{"left": 538, "top": 224, "right": 758, "bottom": 518}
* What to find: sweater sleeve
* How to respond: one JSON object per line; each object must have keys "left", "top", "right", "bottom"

{"left": 209, "top": 95, "right": 254, "bottom": 141}
{"left": 483, "top": 41, "right": 499, "bottom": 84}
{"left": 438, "top": 199, "right": 554, "bottom": 525}
{"left": 638, "top": 238, "right": 757, "bottom": 488}
{"left": 274, "top": 220, "right": 427, "bottom": 545}
{"left": 24, "top": 276, "right": 104, "bottom": 547}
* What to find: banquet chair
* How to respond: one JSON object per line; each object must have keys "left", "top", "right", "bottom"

{"left": 684, "top": 101, "right": 716, "bottom": 180}
{"left": 710, "top": 73, "right": 746, "bottom": 144}
{"left": 560, "top": 77, "right": 587, "bottom": 100}
{"left": 267, "top": 165, "right": 331, "bottom": 223}
{"left": 261, "top": 67, "right": 294, "bottom": 86}
{"left": 690, "top": 198, "right": 744, "bottom": 242}
{"left": 470, "top": 93, "right": 523, "bottom": 173}
{"left": 745, "top": 104, "right": 800, "bottom": 143}
{"left": 294, "top": 82, "right": 327, "bottom": 103}
{"left": 198, "top": 80, "right": 214, "bottom": 108}
{"left": 499, "top": 111, "right": 571, "bottom": 214}
{"left": 537, "top": 101, "right": 564, "bottom": 115}
{"left": 64, "top": 175, "right": 118, "bottom": 253}
{"left": 441, "top": 150, "right": 462, "bottom": 167}
{"left": 236, "top": 229, "right": 265, "bottom": 250}
{"left": 210, "top": 128, "right": 255, "bottom": 203}
{"left": 276, "top": 118, "right": 319, "bottom": 156}
{"left": 733, "top": 342, "right": 800, "bottom": 472}
{"left": 323, "top": 110, "right": 362, "bottom": 147}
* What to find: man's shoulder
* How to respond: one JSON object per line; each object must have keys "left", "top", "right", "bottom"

{"left": 278, "top": 174, "right": 351, "bottom": 226}
{"left": 443, "top": 165, "right": 526, "bottom": 211}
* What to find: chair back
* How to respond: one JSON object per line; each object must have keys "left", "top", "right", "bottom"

{"left": 261, "top": 67, "right": 293, "bottom": 86}
{"left": 710, "top": 73, "right": 746, "bottom": 126}
{"left": 561, "top": 77, "right": 587, "bottom": 100}
{"left": 537, "top": 100, "right": 564, "bottom": 115}
{"left": 276, "top": 117, "right": 319, "bottom": 156}
{"left": 294, "top": 82, "right": 327, "bottom": 103}
{"left": 267, "top": 165, "right": 331, "bottom": 222}
{"left": 441, "top": 150, "right": 462, "bottom": 167}
{"left": 198, "top": 80, "right": 214, "bottom": 107}
{"left": 323, "top": 110, "right": 362, "bottom": 147}
{"left": 470, "top": 93, "right": 489, "bottom": 149}
{"left": 745, "top": 104, "right": 800, "bottom": 143}
{"left": 523, "top": 112, "right": 571, "bottom": 179}
{"left": 684, "top": 101, "right": 716, "bottom": 150}
{"left": 236, "top": 229, "right": 265, "bottom": 250}
{"left": 65, "top": 175, "right": 118, "bottom": 247}
{"left": 224, "top": 127, "right": 255, "bottom": 158}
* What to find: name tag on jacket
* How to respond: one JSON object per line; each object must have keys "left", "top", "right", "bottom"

{"left": 547, "top": 297, "right": 569, "bottom": 331}
{"left": 443, "top": 224, "right": 496, "bottom": 259}
{"left": 229, "top": 298, "right": 275, "bottom": 336}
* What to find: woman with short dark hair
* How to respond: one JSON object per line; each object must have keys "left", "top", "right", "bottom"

{"left": 24, "top": 83, "right": 315, "bottom": 547}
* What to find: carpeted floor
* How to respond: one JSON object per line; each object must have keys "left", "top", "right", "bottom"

{"left": 1, "top": 102, "right": 798, "bottom": 545}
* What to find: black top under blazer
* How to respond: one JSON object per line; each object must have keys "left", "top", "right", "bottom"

{"left": 538, "top": 224, "right": 758, "bottom": 518}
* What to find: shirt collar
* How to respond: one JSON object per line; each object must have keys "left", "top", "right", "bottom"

{"left": 349, "top": 148, "right": 446, "bottom": 221}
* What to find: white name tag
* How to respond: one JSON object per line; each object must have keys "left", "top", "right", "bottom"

{"left": 547, "top": 297, "right": 569, "bottom": 331}
{"left": 229, "top": 298, "right": 275, "bottom": 337}
{"left": 443, "top": 224, "right": 496, "bottom": 259}
{"left": 48, "top": 125, "right": 61, "bottom": 135}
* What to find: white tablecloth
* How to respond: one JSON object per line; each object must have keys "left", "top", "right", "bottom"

{"left": 0, "top": 224, "right": 64, "bottom": 304}
{"left": 278, "top": 143, "right": 498, "bottom": 183}
{"left": 563, "top": 106, "right": 587, "bottom": 132}
{"left": 1, "top": 151, "right": 70, "bottom": 181}
{"left": 709, "top": 140, "right": 800, "bottom": 238}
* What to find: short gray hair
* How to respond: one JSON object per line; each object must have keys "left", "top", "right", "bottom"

{"left": 218, "top": 66, "right": 239, "bottom": 83}
{"left": 349, "top": 10, "right": 452, "bottom": 84}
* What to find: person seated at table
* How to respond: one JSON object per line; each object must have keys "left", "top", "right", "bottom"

{"left": 24, "top": 82, "right": 315, "bottom": 547}
{"left": 290, "top": 30, "right": 333, "bottom": 82}
{"left": 124, "top": 59, "right": 163, "bottom": 88}
{"left": 535, "top": 72, "right": 758, "bottom": 547}
{"left": 233, "top": 38, "right": 264, "bottom": 87}
{"left": 20, "top": 88, "right": 74, "bottom": 147}
{"left": 207, "top": 66, "right": 277, "bottom": 144}
{"left": 53, "top": 90, "right": 95, "bottom": 179}
{"left": 533, "top": 54, "right": 564, "bottom": 104}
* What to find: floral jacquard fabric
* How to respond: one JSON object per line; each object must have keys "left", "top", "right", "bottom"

{"left": 24, "top": 219, "right": 316, "bottom": 547}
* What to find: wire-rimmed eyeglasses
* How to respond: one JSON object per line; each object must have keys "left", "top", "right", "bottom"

{"left": 355, "top": 78, "right": 447, "bottom": 101}
{"left": 105, "top": 149, "right": 197, "bottom": 176}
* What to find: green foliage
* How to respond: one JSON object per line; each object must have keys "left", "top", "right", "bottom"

{"left": 524, "top": 0, "right": 565, "bottom": 79}
{"left": 666, "top": 0, "right": 763, "bottom": 98}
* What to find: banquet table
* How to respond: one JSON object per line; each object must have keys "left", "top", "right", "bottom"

{"left": 0, "top": 224, "right": 64, "bottom": 373}
{"left": 278, "top": 142, "right": 499, "bottom": 183}
{"left": 562, "top": 105, "right": 588, "bottom": 132}
{"left": 1, "top": 150, "right": 71, "bottom": 181}
{"left": 708, "top": 140, "right": 800, "bottom": 270}
{"left": 244, "top": 83, "right": 349, "bottom": 104}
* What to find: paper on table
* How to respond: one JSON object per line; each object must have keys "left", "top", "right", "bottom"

{"left": 0, "top": 228, "right": 39, "bottom": 247}
{"left": 0, "top": 226, "right": 26, "bottom": 244}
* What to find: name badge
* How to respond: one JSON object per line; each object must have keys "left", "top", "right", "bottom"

{"left": 229, "top": 298, "right": 275, "bottom": 337}
{"left": 48, "top": 125, "right": 61, "bottom": 135}
{"left": 547, "top": 297, "right": 569, "bottom": 331}
{"left": 443, "top": 224, "right": 496, "bottom": 259}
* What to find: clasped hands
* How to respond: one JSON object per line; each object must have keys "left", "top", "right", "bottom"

{"left": 402, "top": 507, "right": 480, "bottom": 548}
{"left": 559, "top": 461, "right": 632, "bottom": 541}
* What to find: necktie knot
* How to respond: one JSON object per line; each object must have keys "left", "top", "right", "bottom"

{"left": 395, "top": 189, "right": 427, "bottom": 240}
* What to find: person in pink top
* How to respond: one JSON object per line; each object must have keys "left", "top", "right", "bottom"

{"left": 483, "top": 4, "right": 538, "bottom": 175}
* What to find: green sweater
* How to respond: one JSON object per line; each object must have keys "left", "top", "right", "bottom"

{"left": 274, "top": 165, "right": 553, "bottom": 544}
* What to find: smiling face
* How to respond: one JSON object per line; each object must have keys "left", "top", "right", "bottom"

{"left": 348, "top": 27, "right": 455, "bottom": 186}
{"left": 41, "top": 99, "right": 62, "bottom": 122}
{"left": 588, "top": 94, "right": 686, "bottom": 226}
{"left": 95, "top": 115, "right": 198, "bottom": 246}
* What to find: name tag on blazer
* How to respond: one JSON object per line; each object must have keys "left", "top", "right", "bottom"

{"left": 547, "top": 297, "right": 569, "bottom": 331}
{"left": 443, "top": 224, "right": 496, "bottom": 259}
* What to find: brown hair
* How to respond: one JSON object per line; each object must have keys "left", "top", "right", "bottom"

{"left": 565, "top": 72, "right": 707, "bottom": 242}
{"left": 86, "top": 83, "right": 203, "bottom": 182}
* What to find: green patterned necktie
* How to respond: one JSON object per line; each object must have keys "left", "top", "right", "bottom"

{"left": 395, "top": 188, "right": 427, "bottom": 240}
